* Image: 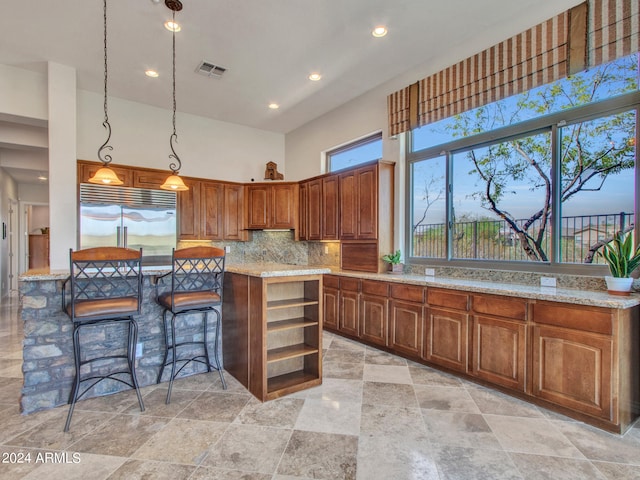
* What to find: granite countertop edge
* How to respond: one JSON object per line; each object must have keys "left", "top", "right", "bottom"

{"left": 18, "top": 264, "right": 639, "bottom": 309}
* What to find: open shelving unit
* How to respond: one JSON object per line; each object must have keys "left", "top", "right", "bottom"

{"left": 222, "top": 272, "right": 323, "bottom": 401}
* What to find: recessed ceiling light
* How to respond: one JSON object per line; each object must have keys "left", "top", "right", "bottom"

{"left": 164, "top": 20, "right": 181, "bottom": 32}
{"left": 268, "top": 103, "right": 279, "bottom": 110}
{"left": 372, "top": 26, "right": 387, "bottom": 37}
{"left": 145, "top": 69, "right": 159, "bottom": 78}
{"left": 37, "top": 174, "right": 47, "bottom": 181}
{"left": 308, "top": 73, "right": 322, "bottom": 81}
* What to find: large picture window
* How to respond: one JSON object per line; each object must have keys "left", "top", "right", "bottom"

{"left": 408, "top": 53, "right": 639, "bottom": 269}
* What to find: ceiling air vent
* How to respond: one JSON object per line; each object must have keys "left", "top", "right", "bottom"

{"left": 195, "top": 61, "right": 227, "bottom": 78}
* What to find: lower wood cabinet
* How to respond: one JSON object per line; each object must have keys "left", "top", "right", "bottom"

{"left": 339, "top": 278, "right": 360, "bottom": 337}
{"left": 472, "top": 314, "right": 526, "bottom": 391}
{"left": 424, "top": 307, "right": 468, "bottom": 373}
{"left": 359, "top": 280, "right": 389, "bottom": 347}
{"left": 322, "top": 274, "right": 639, "bottom": 434}
{"left": 389, "top": 300, "right": 424, "bottom": 357}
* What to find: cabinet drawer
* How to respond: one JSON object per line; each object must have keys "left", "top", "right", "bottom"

{"left": 362, "top": 280, "right": 389, "bottom": 297}
{"left": 341, "top": 277, "right": 361, "bottom": 292}
{"left": 473, "top": 294, "right": 527, "bottom": 321}
{"left": 390, "top": 284, "right": 425, "bottom": 303}
{"left": 323, "top": 275, "right": 340, "bottom": 289}
{"left": 533, "top": 302, "right": 612, "bottom": 335}
{"left": 427, "top": 288, "right": 469, "bottom": 311}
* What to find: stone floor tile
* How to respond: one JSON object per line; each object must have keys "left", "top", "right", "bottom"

{"left": 202, "top": 424, "right": 292, "bottom": 473}
{"left": 415, "top": 385, "right": 482, "bottom": 413}
{"left": 356, "top": 433, "right": 437, "bottom": 480}
{"left": 592, "top": 460, "right": 640, "bottom": 479}
{"left": 69, "top": 414, "right": 169, "bottom": 457}
{"left": 327, "top": 337, "right": 366, "bottom": 352}
{"left": 510, "top": 452, "right": 608, "bottom": 479}
{"left": 322, "top": 349, "right": 365, "bottom": 365}
{"left": 322, "top": 361, "right": 365, "bottom": 380}
{"left": 484, "top": 415, "right": 585, "bottom": 458}
{"left": 408, "top": 365, "right": 464, "bottom": 387}
{"left": 422, "top": 411, "right": 503, "bottom": 450}
{"left": 466, "top": 385, "right": 544, "bottom": 418}
{"left": 362, "top": 381, "right": 419, "bottom": 408}
{"left": 362, "top": 364, "right": 412, "bottom": 384}
{"left": 177, "top": 391, "right": 251, "bottom": 422}
{"left": 553, "top": 420, "right": 640, "bottom": 465}
{"left": 294, "top": 398, "right": 361, "bottom": 435}
{"left": 19, "top": 452, "right": 126, "bottom": 480}
{"left": 234, "top": 396, "right": 304, "bottom": 428}
{"left": 302, "top": 378, "right": 363, "bottom": 403}
{"left": 191, "top": 466, "right": 273, "bottom": 479}
{"left": 106, "top": 458, "right": 196, "bottom": 480}
{"left": 277, "top": 430, "right": 358, "bottom": 480}
{"left": 360, "top": 402, "right": 427, "bottom": 440}
{"left": 122, "top": 386, "right": 202, "bottom": 418}
{"left": 132, "top": 417, "right": 228, "bottom": 464}
{"left": 364, "top": 348, "right": 408, "bottom": 366}
{"left": 0, "top": 405, "right": 61, "bottom": 444}
{"left": 432, "top": 444, "right": 522, "bottom": 480}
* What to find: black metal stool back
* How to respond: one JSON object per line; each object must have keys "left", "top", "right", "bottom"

{"left": 62, "top": 247, "right": 145, "bottom": 431}
{"left": 156, "top": 246, "right": 227, "bottom": 403}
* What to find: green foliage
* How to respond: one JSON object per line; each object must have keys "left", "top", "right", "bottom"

{"left": 382, "top": 250, "right": 402, "bottom": 264}
{"left": 598, "top": 231, "right": 640, "bottom": 277}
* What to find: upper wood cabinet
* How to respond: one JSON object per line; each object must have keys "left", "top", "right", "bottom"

{"left": 246, "top": 183, "right": 298, "bottom": 230}
{"left": 179, "top": 179, "right": 246, "bottom": 241}
{"left": 299, "top": 175, "right": 338, "bottom": 241}
{"left": 339, "top": 164, "right": 378, "bottom": 240}
{"left": 322, "top": 175, "right": 339, "bottom": 240}
{"left": 133, "top": 170, "right": 172, "bottom": 190}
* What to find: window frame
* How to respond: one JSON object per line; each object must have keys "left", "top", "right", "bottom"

{"left": 406, "top": 90, "right": 640, "bottom": 275}
{"left": 327, "top": 132, "right": 382, "bottom": 173}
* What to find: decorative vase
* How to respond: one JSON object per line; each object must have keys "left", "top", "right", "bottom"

{"left": 604, "top": 276, "right": 633, "bottom": 296}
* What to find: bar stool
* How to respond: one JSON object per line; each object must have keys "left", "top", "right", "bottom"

{"left": 62, "top": 247, "right": 145, "bottom": 432}
{"left": 155, "top": 246, "right": 227, "bottom": 403}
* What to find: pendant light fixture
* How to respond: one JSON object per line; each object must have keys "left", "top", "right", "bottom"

{"left": 88, "top": 0, "right": 123, "bottom": 186}
{"left": 160, "top": 0, "right": 188, "bottom": 191}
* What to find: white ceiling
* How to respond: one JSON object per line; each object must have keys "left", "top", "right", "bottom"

{"left": 0, "top": 0, "right": 581, "bottom": 184}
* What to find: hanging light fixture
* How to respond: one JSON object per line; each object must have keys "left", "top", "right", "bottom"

{"left": 88, "top": 0, "right": 123, "bottom": 186}
{"left": 160, "top": 0, "right": 188, "bottom": 191}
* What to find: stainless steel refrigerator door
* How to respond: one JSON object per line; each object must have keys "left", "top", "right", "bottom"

{"left": 79, "top": 204, "right": 122, "bottom": 248}
{"left": 122, "top": 206, "right": 176, "bottom": 257}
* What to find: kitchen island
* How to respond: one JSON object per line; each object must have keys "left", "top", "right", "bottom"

{"left": 18, "top": 263, "right": 328, "bottom": 414}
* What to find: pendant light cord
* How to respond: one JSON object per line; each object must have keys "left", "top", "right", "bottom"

{"left": 168, "top": 8, "right": 182, "bottom": 174}
{"left": 97, "top": 0, "right": 113, "bottom": 166}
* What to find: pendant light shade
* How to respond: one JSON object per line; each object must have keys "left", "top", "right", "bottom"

{"left": 89, "top": 166, "right": 124, "bottom": 185}
{"left": 89, "top": 0, "right": 123, "bottom": 186}
{"left": 161, "top": 0, "right": 189, "bottom": 191}
{"left": 160, "top": 173, "right": 188, "bottom": 191}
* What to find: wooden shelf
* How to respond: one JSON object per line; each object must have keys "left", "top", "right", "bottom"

{"left": 267, "top": 370, "right": 320, "bottom": 395}
{"left": 267, "top": 298, "right": 319, "bottom": 310}
{"left": 267, "top": 318, "right": 319, "bottom": 332}
{"left": 267, "top": 344, "right": 319, "bottom": 363}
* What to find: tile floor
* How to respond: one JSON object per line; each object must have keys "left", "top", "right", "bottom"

{"left": 0, "top": 295, "right": 639, "bottom": 479}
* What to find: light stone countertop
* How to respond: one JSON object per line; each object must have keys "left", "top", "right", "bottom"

{"left": 18, "top": 264, "right": 640, "bottom": 309}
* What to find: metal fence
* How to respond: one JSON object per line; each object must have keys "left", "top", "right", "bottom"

{"left": 412, "top": 212, "right": 634, "bottom": 263}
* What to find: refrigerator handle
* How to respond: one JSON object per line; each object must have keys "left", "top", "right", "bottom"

{"left": 116, "top": 226, "right": 122, "bottom": 247}
{"left": 123, "top": 226, "right": 128, "bottom": 248}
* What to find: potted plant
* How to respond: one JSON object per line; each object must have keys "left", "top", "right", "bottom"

{"left": 597, "top": 230, "right": 640, "bottom": 296}
{"left": 382, "top": 249, "right": 403, "bottom": 274}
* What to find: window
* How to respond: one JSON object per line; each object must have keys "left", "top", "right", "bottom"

{"left": 327, "top": 133, "right": 382, "bottom": 172}
{"left": 408, "top": 53, "right": 639, "bottom": 269}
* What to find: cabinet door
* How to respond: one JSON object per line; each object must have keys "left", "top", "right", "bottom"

{"left": 307, "top": 179, "right": 322, "bottom": 240}
{"left": 246, "top": 185, "right": 269, "bottom": 229}
{"left": 532, "top": 324, "right": 612, "bottom": 420}
{"left": 471, "top": 315, "right": 526, "bottom": 391}
{"left": 322, "top": 175, "right": 339, "bottom": 240}
{"left": 80, "top": 163, "right": 133, "bottom": 186}
{"left": 339, "top": 290, "right": 360, "bottom": 337}
{"left": 201, "top": 181, "right": 224, "bottom": 240}
{"left": 298, "top": 181, "right": 309, "bottom": 240}
{"left": 356, "top": 165, "right": 377, "bottom": 239}
{"left": 224, "top": 184, "right": 246, "bottom": 240}
{"left": 389, "top": 300, "right": 424, "bottom": 358}
{"left": 339, "top": 171, "right": 357, "bottom": 239}
{"left": 271, "top": 184, "right": 297, "bottom": 229}
{"left": 133, "top": 169, "right": 170, "bottom": 190}
{"left": 360, "top": 294, "right": 388, "bottom": 347}
{"left": 424, "top": 307, "right": 469, "bottom": 373}
{"left": 323, "top": 286, "right": 339, "bottom": 330}
{"left": 178, "top": 179, "right": 201, "bottom": 240}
